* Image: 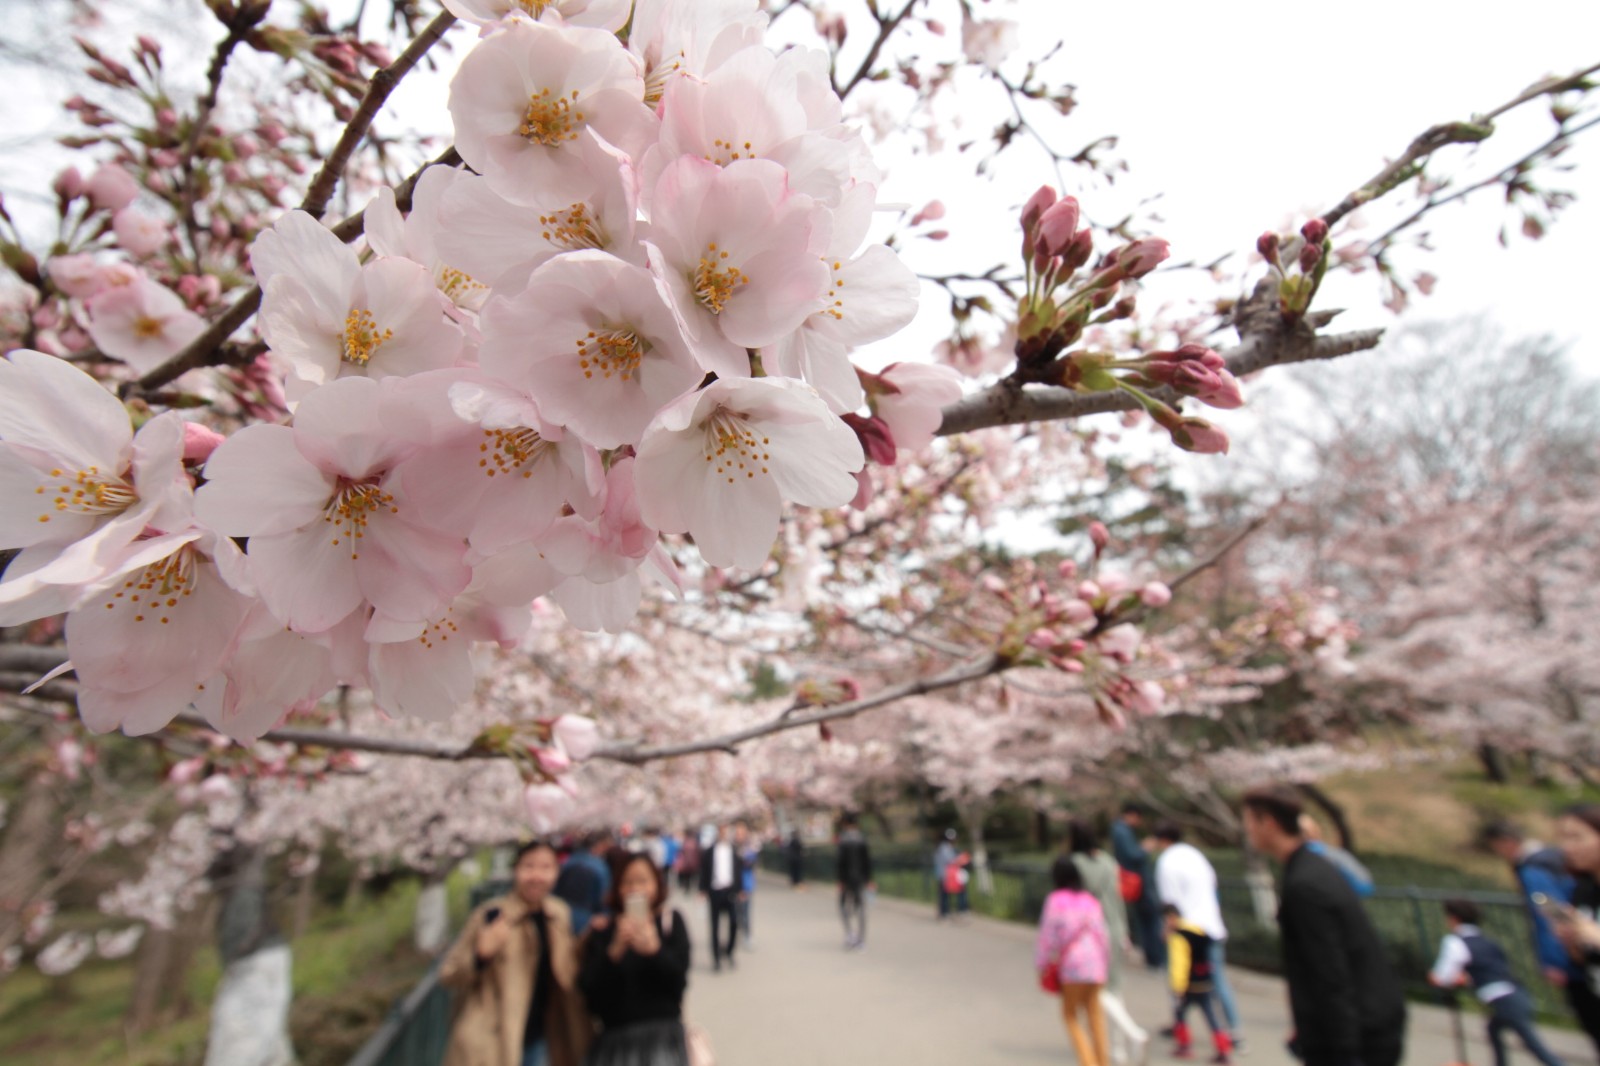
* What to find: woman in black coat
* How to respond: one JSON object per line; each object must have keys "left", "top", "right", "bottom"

{"left": 579, "top": 853, "right": 692, "bottom": 1066}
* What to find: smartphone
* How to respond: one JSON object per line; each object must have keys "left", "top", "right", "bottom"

{"left": 484, "top": 906, "right": 502, "bottom": 924}
{"left": 1531, "top": 893, "right": 1574, "bottom": 924}
{"left": 624, "top": 894, "right": 650, "bottom": 922}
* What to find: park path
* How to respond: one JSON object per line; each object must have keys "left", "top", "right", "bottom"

{"left": 679, "top": 874, "right": 1597, "bottom": 1066}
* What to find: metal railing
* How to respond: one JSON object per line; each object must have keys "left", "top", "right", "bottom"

{"left": 764, "top": 847, "right": 1571, "bottom": 1020}
{"left": 345, "top": 881, "right": 511, "bottom": 1066}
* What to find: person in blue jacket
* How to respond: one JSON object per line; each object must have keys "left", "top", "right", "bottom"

{"left": 1301, "top": 814, "right": 1374, "bottom": 898}
{"left": 1484, "top": 821, "right": 1581, "bottom": 989}
{"left": 1111, "top": 802, "right": 1165, "bottom": 968}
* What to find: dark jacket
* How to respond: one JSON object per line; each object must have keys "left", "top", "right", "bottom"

{"left": 698, "top": 840, "right": 749, "bottom": 894}
{"left": 1110, "top": 819, "right": 1158, "bottom": 906}
{"left": 578, "top": 910, "right": 690, "bottom": 1032}
{"left": 1278, "top": 845, "right": 1407, "bottom": 1064}
{"left": 837, "top": 829, "right": 873, "bottom": 888}
{"left": 1515, "top": 845, "right": 1580, "bottom": 976}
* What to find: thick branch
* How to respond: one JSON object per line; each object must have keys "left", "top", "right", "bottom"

{"left": 126, "top": 11, "right": 459, "bottom": 395}
{"left": 936, "top": 325, "right": 1384, "bottom": 437}
{"left": 129, "top": 146, "right": 459, "bottom": 395}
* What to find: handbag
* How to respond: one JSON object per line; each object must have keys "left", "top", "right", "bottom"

{"left": 1118, "top": 867, "right": 1143, "bottom": 902}
{"left": 1038, "top": 964, "right": 1062, "bottom": 995}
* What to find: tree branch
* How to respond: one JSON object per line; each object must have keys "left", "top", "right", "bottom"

{"left": 836, "top": 0, "right": 919, "bottom": 100}
{"left": 124, "top": 11, "right": 459, "bottom": 396}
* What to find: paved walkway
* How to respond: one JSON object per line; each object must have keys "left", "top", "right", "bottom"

{"left": 679, "top": 875, "right": 1597, "bottom": 1065}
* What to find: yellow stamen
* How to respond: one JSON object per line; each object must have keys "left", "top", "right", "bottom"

{"left": 692, "top": 243, "right": 749, "bottom": 315}
{"left": 322, "top": 479, "right": 396, "bottom": 561}
{"left": 703, "top": 408, "right": 772, "bottom": 485}
{"left": 341, "top": 308, "right": 393, "bottom": 367}
{"left": 577, "top": 328, "right": 647, "bottom": 382}
{"left": 538, "top": 203, "right": 605, "bottom": 251}
{"left": 520, "top": 88, "right": 584, "bottom": 146}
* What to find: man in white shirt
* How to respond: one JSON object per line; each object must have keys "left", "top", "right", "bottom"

{"left": 699, "top": 823, "right": 746, "bottom": 971}
{"left": 1154, "top": 822, "right": 1244, "bottom": 1049}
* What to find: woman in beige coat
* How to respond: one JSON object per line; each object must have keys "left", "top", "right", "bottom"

{"left": 441, "top": 841, "right": 592, "bottom": 1066}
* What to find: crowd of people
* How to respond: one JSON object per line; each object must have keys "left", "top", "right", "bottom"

{"left": 430, "top": 797, "right": 1600, "bottom": 1066}
{"left": 1036, "top": 789, "right": 1600, "bottom": 1066}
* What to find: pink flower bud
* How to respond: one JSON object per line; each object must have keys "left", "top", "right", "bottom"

{"left": 112, "top": 206, "right": 169, "bottom": 257}
{"left": 1076, "top": 580, "right": 1101, "bottom": 602}
{"left": 137, "top": 35, "right": 162, "bottom": 58}
{"left": 87, "top": 164, "right": 138, "bottom": 210}
{"left": 536, "top": 747, "right": 572, "bottom": 775}
{"left": 1256, "top": 231, "right": 1280, "bottom": 261}
{"left": 257, "top": 122, "right": 287, "bottom": 145}
{"left": 1057, "top": 559, "right": 1078, "bottom": 580}
{"left": 910, "top": 200, "right": 946, "bottom": 226}
{"left": 156, "top": 108, "right": 178, "bottom": 129}
{"left": 1037, "top": 197, "right": 1081, "bottom": 258}
{"left": 1021, "top": 185, "right": 1058, "bottom": 231}
{"left": 168, "top": 757, "right": 206, "bottom": 785}
{"left": 1087, "top": 520, "right": 1109, "bottom": 552}
{"left": 181, "top": 422, "right": 226, "bottom": 462}
{"left": 1026, "top": 628, "right": 1059, "bottom": 650}
{"left": 1063, "top": 600, "right": 1095, "bottom": 626}
{"left": 1097, "top": 623, "right": 1142, "bottom": 663}
{"left": 1300, "top": 218, "right": 1329, "bottom": 246}
{"left": 842, "top": 412, "right": 897, "bottom": 466}
{"left": 1098, "top": 571, "right": 1130, "bottom": 597}
{"left": 1139, "top": 582, "right": 1172, "bottom": 607}
{"left": 232, "top": 134, "right": 260, "bottom": 160}
{"left": 923, "top": 229, "right": 949, "bottom": 241}
{"left": 1062, "top": 228, "right": 1095, "bottom": 273}
{"left": 552, "top": 714, "right": 599, "bottom": 761}
{"left": 1169, "top": 416, "right": 1229, "bottom": 455}
{"left": 926, "top": 18, "right": 946, "bottom": 35}
{"left": 1117, "top": 237, "right": 1170, "bottom": 278}
{"left": 52, "top": 167, "right": 85, "bottom": 202}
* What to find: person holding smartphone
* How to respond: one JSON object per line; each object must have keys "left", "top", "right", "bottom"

{"left": 1555, "top": 804, "right": 1600, "bottom": 1052}
{"left": 440, "top": 840, "right": 590, "bottom": 1066}
{"left": 579, "top": 852, "right": 693, "bottom": 1066}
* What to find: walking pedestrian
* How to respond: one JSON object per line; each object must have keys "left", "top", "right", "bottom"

{"left": 1036, "top": 856, "right": 1111, "bottom": 1066}
{"left": 698, "top": 823, "right": 746, "bottom": 972}
{"left": 1152, "top": 823, "right": 1243, "bottom": 1050}
{"left": 1110, "top": 803, "right": 1164, "bottom": 969}
{"left": 1068, "top": 819, "right": 1149, "bottom": 1063}
{"left": 786, "top": 829, "right": 806, "bottom": 889}
{"left": 837, "top": 813, "right": 875, "bottom": 950}
{"left": 1165, "top": 905, "right": 1232, "bottom": 1064}
{"left": 734, "top": 820, "right": 759, "bottom": 950}
{"left": 579, "top": 852, "right": 694, "bottom": 1066}
{"left": 1301, "top": 815, "right": 1374, "bottom": 898}
{"left": 1428, "top": 898, "right": 1567, "bottom": 1066}
{"left": 553, "top": 830, "right": 613, "bottom": 935}
{"left": 1241, "top": 785, "right": 1406, "bottom": 1066}
{"left": 934, "top": 828, "right": 959, "bottom": 920}
{"left": 1553, "top": 803, "right": 1600, "bottom": 1052}
{"left": 674, "top": 826, "right": 700, "bottom": 896}
{"left": 440, "top": 840, "right": 590, "bottom": 1066}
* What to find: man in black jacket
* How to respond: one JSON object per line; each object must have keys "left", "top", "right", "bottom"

{"left": 698, "top": 824, "right": 748, "bottom": 972}
{"left": 836, "top": 813, "right": 875, "bottom": 950}
{"left": 1242, "top": 786, "right": 1407, "bottom": 1066}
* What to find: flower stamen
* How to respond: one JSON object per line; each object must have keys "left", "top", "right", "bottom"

{"left": 322, "top": 478, "right": 396, "bottom": 560}
{"left": 702, "top": 408, "right": 772, "bottom": 484}
{"left": 692, "top": 243, "right": 749, "bottom": 315}
{"left": 538, "top": 203, "right": 605, "bottom": 251}
{"left": 577, "top": 328, "right": 647, "bottom": 382}
{"left": 37, "top": 465, "right": 138, "bottom": 523}
{"left": 520, "top": 88, "right": 584, "bottom": 146}
{"left": 341, "top": 308, "right": 393, "bottom": 367}
{"left": 478, "top": 428, "right": 555, "bottom": 482}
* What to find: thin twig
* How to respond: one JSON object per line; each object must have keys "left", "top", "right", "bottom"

{"left": 837, "top": 0, "right": 919, "bottom": 99}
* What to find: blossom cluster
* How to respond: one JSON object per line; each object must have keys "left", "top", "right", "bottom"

{"left": 0, "top": 1, "right": 950, "bottom": 749}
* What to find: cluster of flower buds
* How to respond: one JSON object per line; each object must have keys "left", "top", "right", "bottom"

{"left": 1260, "top": 217, "right": 1330, "bottom": 319}
{"left": 1015, "top": 185, "right": 1169, "bottom": 365}
{"left": 986, "top": 551, "right": 1172, "bottom": 724}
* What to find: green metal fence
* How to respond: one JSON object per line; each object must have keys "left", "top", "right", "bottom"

{"left": 765, "top": 847, "right": 1570, "bottom": 1020}
{"left": 345, "top": 880, "right": 511, "bottom": 1066}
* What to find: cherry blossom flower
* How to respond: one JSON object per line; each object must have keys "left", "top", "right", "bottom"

{"left": 253, "top": 211, "right": 463, "bottom": 392}
{"left": 435, "top": 131, "right": 641, "bottom": 292}
{"left": 363, "top": 165, "right": 490, "bottom": 315}
{"left": 626, "top": 0, "right": 767, "bottom": 102}
{"left": 392, "top": 372, "right": 604, "bottom": 554}
{"left": 448, "top": 18, "right": 655, "bottom": 204}
{"left": 193, "top": 604, "right": 343, "bottom": 742}
{"left": 539, "top": 456, "right": 667, "bottom": 631}
{"left": 873, "top": 361, "right": 964, "bottom": 453}
{"left": 0, "top": 351, "right": 190, "bottom": 625}
{"left": 85, "top": 275, "right": 205, "bottom": 374}
{"left": 649, "top": 44, "right": 858, "bottom": 204}
{"left": 763, "top": 182, "right": 919, "bottom": 413}
{"left": 644, "top": 157, "right": 831, "bottom": 377}
{"left": 1096, "top": 623, "right": 1142, "bottom": 664}
{"left": 86, "top": 164, "right": 138, "bottom": 211}
{"left": 111, "top": 206, "right": 169, "bottom": 256}
{"left": 524, "top": 781, "right": 572, "bottom": 831}
{"left": 635, "top": 376, "right": 863, "bottom": 569}
{"left": 1140, "top": 581, "right": 1172, "bottom": 607}
{"left": 49, "top": 254, "right": 136, "bottom": 301}
{"left": 553, "top": 713, "right": 600, "bottom": 760}
{"left": 477, "top": 251, "right": 700, "bottom": 447}
{"left": 443, "top": 0, "right": 632, "bottom": 32}
{"left": 194, "top": 375, "right": 471, "bottom": 632}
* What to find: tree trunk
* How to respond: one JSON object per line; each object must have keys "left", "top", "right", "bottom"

{"left": 0, "top": 774, "right": 59, "bottom": 968}
{"left": 1478, "top": 741, "right": 1510, "bottom": 784}
{"left": 204, "top": 836, "right": 294, "bottom": 1066}
{"left": 413, "top": 873, "right": 450, "bottom": 955}
{"left": 125, "top": 925, "right": 177, "bottom": 1034}
{"left": 960, "top": 802, "right": 993, "bottom": 896}
{"left": 291, "top": 855, "right": 318, "bottom": 942}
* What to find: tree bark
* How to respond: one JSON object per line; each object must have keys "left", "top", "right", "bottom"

{"left": 1478, "top": 741, "right": 1510, "bottom": 784}
{"left": 0, "top": 774, "right": 59, "bottom": 967}
{"left": 413, "top": 873, "right": 450, "bottom": 955}
{"left": 125, "top": 925, "right": 177, "bottom": 1034}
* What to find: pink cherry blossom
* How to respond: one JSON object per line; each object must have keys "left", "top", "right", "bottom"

{"left": 1096, "top": 622, "right": 1142, "bottom": 664}
{"left": 448, "top": 18, "right": 655, "bottom": 205}
{"left": 253, "top": 210, "right": 464, "bottom": 391}
{"left": 435, "top": 131, "right": 641, "bottom": 295}
{"left": 477, "top": 251, "right": 700, "bottom": 448}
{"left": 960, "top": 15, "right": 1020, "bottom": 69}
{"left": 644, "top": 156, "right": 831, "bottom": 377}
{"left": 86, "top": 164, "right": 139, "bottom": 210}
{"left": 0, "top": 351, "right": 190, "bottom": 625}
{"left": 443, "top": 0, "right": 632, "bottom": 32}
{"left": 363, "top": 165, "right": 490, "bottom": 314}
{"left": 874, "top": 361, "right": 964, "bottom": 453}
{"left": 1140, "top": 581, "right": 1172, "bottom": 607}
{"left": 524, "top": 782, "right": 572, "bottom": 832}
{"left": 195, "top": 375, "right": 471, "bottom": 632}
{"left": 553, "top": 714, "right": 600, "bottom": 760}
{"left": 85, "top": 275, "right": 205, "bottom": 374}
{"left": 111, "top": 206, "right": 169, "bottom": 256}
{"left": 48, "top": 254, "right": 135, "bottom": 301}
{"left": 635, "top": 376, "right": 863, "bottom": 569}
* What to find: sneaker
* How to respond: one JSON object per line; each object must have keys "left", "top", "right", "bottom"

{"left": 1172, "top": 1048, "right": 1193, "bottom": 1061}
{"left": 1209, "top": 1055, "right": 1231, "bottom": 1065}
{"left": 1158, "top": 1027, "right": 1176, "bottom": 1040}
{"left": 1230, "top": 1036, "right": 1247, "bottom": 1054}
{"left": 1129, "top": 1034, "right": 1151, "bottom": 1066}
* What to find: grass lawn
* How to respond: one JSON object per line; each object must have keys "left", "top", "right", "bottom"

{"left": 0, "top": 873, "right": 471, "bottom": 1066}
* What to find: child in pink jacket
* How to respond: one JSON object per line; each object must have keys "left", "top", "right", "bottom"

{"left": 1036, "top": 856, "right": 1112, "bottom": 1066}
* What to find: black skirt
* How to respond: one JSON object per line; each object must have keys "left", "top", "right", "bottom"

{"left": 584, "top": 1019, "right": 690, "bottom": 1066}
